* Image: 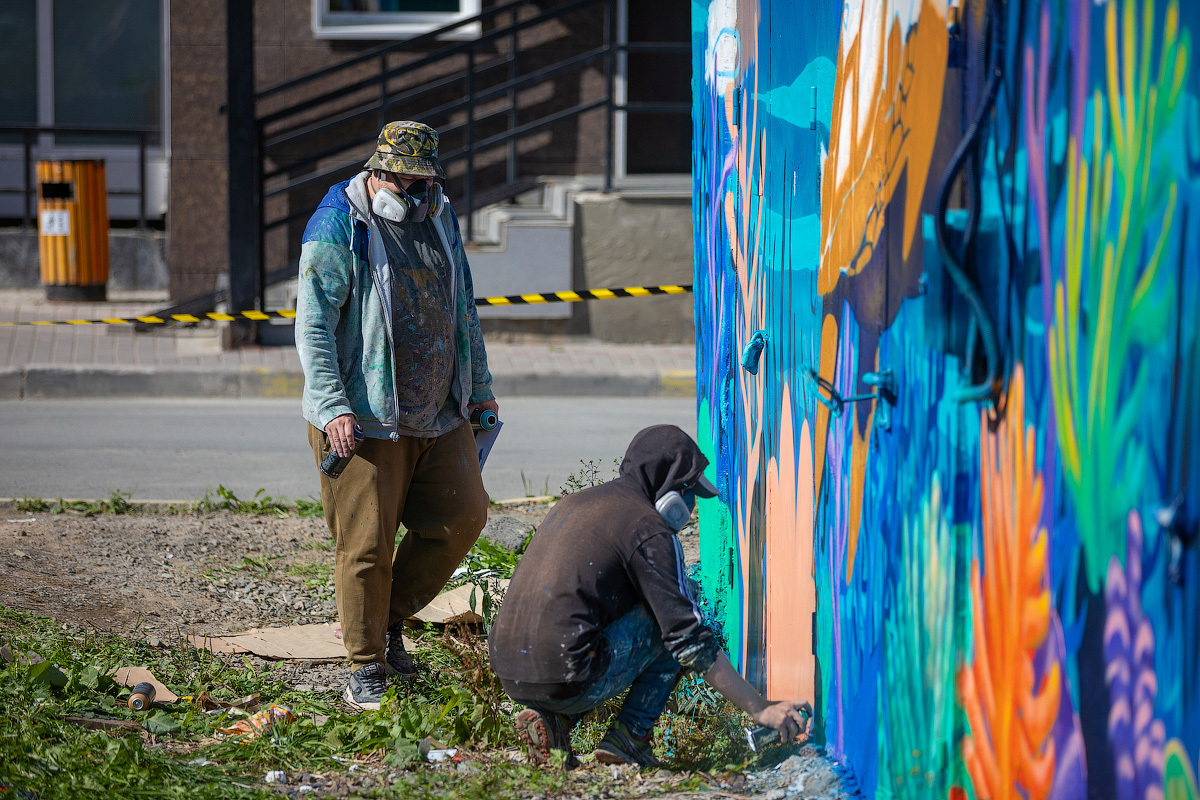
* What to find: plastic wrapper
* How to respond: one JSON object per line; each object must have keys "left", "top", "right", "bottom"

{"left": 215, "top": 704, "right": 295, "bottom": 740}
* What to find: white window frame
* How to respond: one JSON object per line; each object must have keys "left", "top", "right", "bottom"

{"left": 311, "top": 0, "right": 481, "bottom": 40}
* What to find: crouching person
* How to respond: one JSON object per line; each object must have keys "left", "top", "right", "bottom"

{"left": 488, "top": 425, "right": 811, "bottom": 768}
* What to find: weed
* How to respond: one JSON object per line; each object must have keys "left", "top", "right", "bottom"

{"left": 10, "top": 490, "right": 323, "bottom": 519}
{"left": 10, "top": 491, "right": 143, "bottom": 516}
{"left": 12, "top": 495, "right": 52, "bottom": 513}
{"left": 192, "top": 486, "right": 294, "bottom": 517}
{"left": 293, "top": 496, "right": 323, "bottom": 518}
{"left": 449, "top": 538, "right": 525, "bottom": 631}
{"left": 519, "top": 470, "right": 551, "bottom": 498}
{"left": 285, "top": 562, "right": 331, "bottom": 578}
{"left": 239, "top": 556, "right": 278, "bottom": 576}
{"left": 559, "top": 457, "right": 621, "bottom": 495}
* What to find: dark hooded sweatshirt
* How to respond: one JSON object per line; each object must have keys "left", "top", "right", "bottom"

{"left": 488, "top": 425, "right": 720, "bottom": 704}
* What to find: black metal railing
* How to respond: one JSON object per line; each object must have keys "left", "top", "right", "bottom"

{"left": 0, "top": 125, "right": 156, "bottom": 229}
{"left": 253, "top": 0, "right": 689, "bottom": 295}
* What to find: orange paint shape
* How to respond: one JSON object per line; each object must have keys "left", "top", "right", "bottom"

{"left": 813, "top": 313, "right": 839, "bottom": 505}
{"left": 958, "top": 367, "right": 1060, "bottom": 800}
{"left": 819, "top": 0, "right": 949, "bottom": 294}
{"left": 764, "top": 391, "right": 817, "bottom": 704}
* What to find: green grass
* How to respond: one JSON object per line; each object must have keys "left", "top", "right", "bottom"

{"left": 12, "top": 491, "right": 143, "bottom": 516}
{"left": 0, "top": 606, "right": 568, "bottom": 798}
{"left": 9, "top": 488, "right": 326, "bottom": 519}
{"left": 1, "top": 482, "right": 774, "bottom": 795}
{"left": 0, "top": 600, "right": 762, "bottom": 799}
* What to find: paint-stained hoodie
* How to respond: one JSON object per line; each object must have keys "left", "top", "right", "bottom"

{"left": 489, "top": 425, "right": 719, "bottom": 703}
{"left": 295, "top": 173, "right": 493, "bottom": 440}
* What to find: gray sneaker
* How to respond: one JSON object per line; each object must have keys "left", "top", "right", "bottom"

{"left": 343, "top": 662, "right": 388, "bottom": 711}
{"left": 385, "top": 623, "right": 416, "bottom": 676}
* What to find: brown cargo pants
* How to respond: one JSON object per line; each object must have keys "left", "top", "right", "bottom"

{"left": 308, "top": 421, "right": 488, "bottom": 665}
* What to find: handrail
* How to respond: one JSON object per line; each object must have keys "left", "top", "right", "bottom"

{"left": 255, "top": 0, "right": 535, "bottom": 102}
{"left": 0, "top": 125, "right": 156, "bottom": 229}
{"left": 251, "top": 0, "right": 691, "bottom": 305}
{"left": 257, "top": 0, "right": 598, "bottom": 127}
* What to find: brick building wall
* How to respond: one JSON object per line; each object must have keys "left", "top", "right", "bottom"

{"left": 169, "top": 0, "right": 609, "bottom": 302}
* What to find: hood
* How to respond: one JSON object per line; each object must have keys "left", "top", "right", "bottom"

{"left": 311, "top": 173, "right": 371, "bottom": 224}
{"left": 618, "top": 425, "right": 712, "bottom": 503}
{"left": 343, "top": 171, "right": 372, "bottom": 222}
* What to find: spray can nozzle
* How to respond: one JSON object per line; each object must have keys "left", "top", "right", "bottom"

{"left": 128, "top": 681, "right": 156, "bottom": 711}
{"left": 470, "top": 408, "right": 498, "bottom": 431}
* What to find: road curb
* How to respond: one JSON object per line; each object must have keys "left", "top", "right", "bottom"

{"left": 3, "top": 365, "right": 695, "bottom": 399}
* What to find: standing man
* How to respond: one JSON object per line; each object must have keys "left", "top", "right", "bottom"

{"left": 297, "top": 121, "right": 498, "bottom": 710}
{"left": 489, "top": 425, "right": 811, "bottom": 767}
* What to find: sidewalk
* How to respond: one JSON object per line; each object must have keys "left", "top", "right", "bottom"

{"left": 0, "top": 289, "right": 696, "bottom": 399}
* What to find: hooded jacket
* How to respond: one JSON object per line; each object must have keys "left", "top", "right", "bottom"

{"left": 295, "top": 173, "right": 493, "bottom": 440}
{"left": 488, "top": 425, "right": 720, "bottom": 703}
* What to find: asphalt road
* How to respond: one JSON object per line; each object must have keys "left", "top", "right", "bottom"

{"left": 0, "top": 397, "right": 698, "bottom": 503}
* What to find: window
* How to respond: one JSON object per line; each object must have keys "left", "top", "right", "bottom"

{"left": 0, "top": 1, "right": 38, "bottom": 138}
{"left": 54, "top": 0, "right": 162, "bottom": 145}
{"left": 312, "top": 0, "right": 481, "bottom": 40}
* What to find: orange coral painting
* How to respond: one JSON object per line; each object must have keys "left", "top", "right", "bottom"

{"left": 958, "top": 366, "right": 1061, "bottom": 800}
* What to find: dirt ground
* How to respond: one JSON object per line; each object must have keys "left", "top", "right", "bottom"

{"left": 0, "top": 501, "right": 846, "bottom": 799}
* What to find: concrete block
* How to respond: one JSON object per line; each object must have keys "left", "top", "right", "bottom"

{"left": 0, "top": 228, "right": 168, "bottom": 291}
{"left": 238, "top": 368, "right": 305, "bottom": 398}
{"left": 22, "top": 366, "right": 240, "bottom": 398}
{"left": 0, "top": 367, "right": 23, "bottom": 399}
{"left": 471, "top": 224, "right": 573, "bottom": 320}
{"left": 490, "top": 372, "right": 660, "bottom": 397}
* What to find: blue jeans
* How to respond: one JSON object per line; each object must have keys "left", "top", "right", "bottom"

{"left": 530, "top": 605, "right": 681, "bottom": 739}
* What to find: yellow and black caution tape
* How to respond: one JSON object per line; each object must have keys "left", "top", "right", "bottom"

{"left": 477, "top": 284, "right": 691, "bottom": 306}
{"left": 0, "top": 284, "right": 693, "bottom": 327}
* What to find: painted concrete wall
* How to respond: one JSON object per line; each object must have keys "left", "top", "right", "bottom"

{"left": 692, "top": 0, "right": 1200, "bottom": 797}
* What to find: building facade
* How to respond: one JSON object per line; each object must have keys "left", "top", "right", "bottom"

{"left": 2, "top": 0, "right": 695, "bottom": 341}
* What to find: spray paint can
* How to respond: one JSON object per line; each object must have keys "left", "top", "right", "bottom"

{"left": 745, "top": 725, "right": 780, "bottom": 752}
{"left": 744, "top": 707, "right": 811, "bottom": 752}
{"left": 470, "top": 408, "right": 498, "bottom": 431}
{"left": 128, "top": 681, "right": 156, "bottom": 711}
{"left": 321, "top": 425, "right": 365, "bottom": 479}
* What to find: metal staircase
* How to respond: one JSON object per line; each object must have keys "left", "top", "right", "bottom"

{"left": 251, "top": 0, "right": 689, "bottom": 298}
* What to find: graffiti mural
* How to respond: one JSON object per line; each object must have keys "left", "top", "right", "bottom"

{"left": 692, "top": 0, "right": 1200, "bottom": 796}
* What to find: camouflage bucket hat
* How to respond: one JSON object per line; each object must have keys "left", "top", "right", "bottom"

{"left": 364, "top": 121, "right": 446, "bottom": 180}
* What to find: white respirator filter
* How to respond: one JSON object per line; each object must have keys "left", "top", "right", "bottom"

{"left": 371, "top": 187, "right": 412, "bottom": 223}
{"left": 655, "top": 491, "right": 691, "bottom": 532}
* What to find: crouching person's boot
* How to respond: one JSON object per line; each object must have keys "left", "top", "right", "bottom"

{"left": 514, "top": 708, "right": 579, "bottom": 768}
{"left": 594, "top": 720, "right": 660, "bottom": 767}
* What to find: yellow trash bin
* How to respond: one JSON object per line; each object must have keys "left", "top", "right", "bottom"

{"left": 37, "top": 159, "right": 110, "bottom": 301}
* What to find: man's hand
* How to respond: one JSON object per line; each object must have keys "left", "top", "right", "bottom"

{"left": 703, "top": 652, "right": 813, "bottom": 745}
{"left": 468, "top": 399, "right": 500, "bottom": 417}
{"left": 325, "top": 414, "right": 359, "bottom": 458}
{"left": 752, "top": 700, "right": 812, "bottom": 744}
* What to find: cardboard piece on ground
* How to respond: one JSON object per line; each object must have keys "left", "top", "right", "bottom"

{"left": 112, "top": 666, "right": 179, "bottom": 703}
{"left": 407, "top": 581, "right": 509, "bottom": 626}
{"left": 187, "top": 622, "right": 414, "bottom": 660}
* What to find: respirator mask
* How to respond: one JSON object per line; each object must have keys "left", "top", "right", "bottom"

{"left": 655, "top": 490, "right": 696, "bottom": 533}
{"left": 371, "top": 176, "right": 444, "bottom": 224}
